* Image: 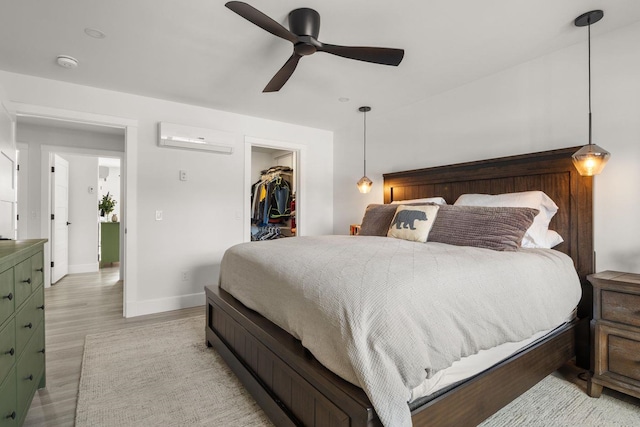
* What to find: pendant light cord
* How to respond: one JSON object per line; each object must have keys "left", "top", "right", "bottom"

{"left": 588, "top": 20, "right": 592, "bottom": 146}
{"left": 363, "top": 110, "right": 367, "bottom": 176}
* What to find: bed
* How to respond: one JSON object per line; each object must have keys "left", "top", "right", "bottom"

{"left": 205, "top": 146, "right": 594, "bottom": 426}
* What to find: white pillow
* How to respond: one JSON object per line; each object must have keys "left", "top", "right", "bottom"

{"left": 391, "top": 197, "right": 446, "bottom": 205}
{"left": 454, "top": 191, "right": 558, "bottom": 248}
{"left": 544, "top": 230, "right": 564, "bottom": 249}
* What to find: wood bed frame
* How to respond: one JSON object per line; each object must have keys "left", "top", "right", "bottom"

{"left": 205, "top": 146, "right": 594, "bottom": 426}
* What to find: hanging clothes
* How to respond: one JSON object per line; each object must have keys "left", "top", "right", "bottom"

{"left": 251, "top": 166, "right": 293, "bottom": 227}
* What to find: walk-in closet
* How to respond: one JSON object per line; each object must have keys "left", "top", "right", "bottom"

{"left": 250, "top": 147, "right": 296, "bottom": 241}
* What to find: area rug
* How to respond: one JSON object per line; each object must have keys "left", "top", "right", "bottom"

{"left": 75, "top": 316, "right": 272, "bottom": 426}
{"left": 76, "top": 316, "right": 640, "bottom": 426}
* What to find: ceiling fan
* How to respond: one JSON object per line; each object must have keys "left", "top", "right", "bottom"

{"left": 225, "top": 1, "right": 405, "bottom": 92}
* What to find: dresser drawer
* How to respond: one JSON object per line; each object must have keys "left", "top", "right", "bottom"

{"left": 30, "top": 252, "right": 44, "bottom": 290}
{"left": 0, "top": 268, "right": 14, "bottom": 326}
{"left": 601, "top": 290, "right": 640, "bottom": 328}
{"left": 608, "top": 334, "right": 640, "bottom": 382}
{"left": 13, "top": 260, "right": 32, "bottom": 309}
{"left": 14, "top": 292, "right": 44, "bottom": 357}
{"left": 0, "top": 319, "right": 16, "bottom": 383}
{"left": 16, "top": 322, "right": 44, "bottom": 421}
{"left": 0, "top": 369, "right": 17, "bottom": 427}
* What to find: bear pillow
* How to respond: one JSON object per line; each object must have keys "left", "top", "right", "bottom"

{"left": 387, "top": 205, "right": 440, "bottom": 242}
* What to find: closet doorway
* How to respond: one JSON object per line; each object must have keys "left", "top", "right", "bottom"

{"left": 244, "top": 137, "right": 304, "bottom": 242}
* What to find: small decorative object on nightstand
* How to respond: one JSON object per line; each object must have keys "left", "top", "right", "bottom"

{"left": 350, "top": 224, "right": 361, "bottom": 236}
{"left": 587, "top": 271, "right": 640, "bottom": 399}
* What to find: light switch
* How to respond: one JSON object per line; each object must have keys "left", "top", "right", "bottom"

{"left": 155, "top": 210, "right": 163, "bottom": 221}
{"left": 179, "top": 170, "right": 187, "bottom": 181}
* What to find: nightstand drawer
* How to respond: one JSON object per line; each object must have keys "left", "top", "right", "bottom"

{"left": 609, "top": 335, "right": 640, "bottom": 382}
{"left": 602, "top": 290, "right": 640, "bottom": 328}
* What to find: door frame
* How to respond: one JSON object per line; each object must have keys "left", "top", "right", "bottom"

{"left": 244, "top": 136, "right": 306, "bottom": 242}
{"left": 13, "top": 102, "right": 138, "bottom": 318}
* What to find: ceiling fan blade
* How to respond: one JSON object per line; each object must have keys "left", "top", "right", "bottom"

{"left": 263, "top": 54, "right": 302, "bottom": 92}
{"left": 225, "top": 1, "right": 298, "bottom": 44}
{"left": 318, "top": 44, "right": 404, "bottom": 66}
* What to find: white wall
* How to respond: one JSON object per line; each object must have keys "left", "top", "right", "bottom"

{"left": 0, "top": 71, "right": 334, "bottom": 316}
{"left": 334, "top": 22, "right": 640, "bottom": 274}
{"left": 64, "top": 153, "right": 99, "bottom": 274}
{"left": 250, "top": 150, "right": 275, "bottom": 185}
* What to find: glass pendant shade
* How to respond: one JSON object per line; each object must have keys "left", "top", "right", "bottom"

{"left": 572, "top": 143, "right": 611, "bottom": 176}
{"left": 357, "top": 176, "right": 373, "bottom": 193}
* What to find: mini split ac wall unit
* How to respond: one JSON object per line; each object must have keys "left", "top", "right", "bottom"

{"left": 158, "top": 122, "right": 234, "bottom": 154}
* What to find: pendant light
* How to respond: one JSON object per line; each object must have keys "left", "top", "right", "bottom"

{"left": 572, "top": 10, "right": 610, "bottom": 176}
{"left": 357, "top": 106, "right": 373, "bottom": 193}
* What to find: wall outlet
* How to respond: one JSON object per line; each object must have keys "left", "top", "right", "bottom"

{"left": 181, "top": 270, "right": 190, "bottom": 281}
{"left": 179, "top": 170, "right": 187, "bottom": 181}
{"left": 88, "top": 186, "right": 95, "bottom": 194}
{"left": 155, "top": 210, "right": 163, "bottom": 221}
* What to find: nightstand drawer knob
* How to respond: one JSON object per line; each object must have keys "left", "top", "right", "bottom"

{"left": 2, "top": 292, "right": 12, "bottom": 300}
{"left": 39, "top": 348, "right": 45, "bottom": 354}
{"left": 5, "top": 348, "right": 14, "bottom": 356}
{"left": 37, "top": 304, "right": 45, "bottom": 310}
{"left": 26, "top": 374, "right": 33, "bottom": 381}
{"left": 22, "top": 278, "right": 31, "bottom": 284}
{"left": 7, "top": 411, "right": 16, "bottom": 420}
{"left": 25, "top": 322, "right": 33, "bottom": 329}
{"left": 36, "top": 267, "right": 44, "bottom": 272}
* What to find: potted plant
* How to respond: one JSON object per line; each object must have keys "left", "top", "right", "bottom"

{"left": 98, "top": 192, "right": 117, "bottom": 221}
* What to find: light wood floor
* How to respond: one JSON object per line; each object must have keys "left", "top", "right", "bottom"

{"left": 23, "top": 267, "right": 204, "bottom": 426}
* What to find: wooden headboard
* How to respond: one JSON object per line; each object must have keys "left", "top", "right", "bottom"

{"left": 384, "top": 147, "right": 594, "bottom": 314}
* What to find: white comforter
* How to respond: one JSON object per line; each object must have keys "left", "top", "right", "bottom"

{"left": 219, "top": 236, "right": 581, "bottom": 427}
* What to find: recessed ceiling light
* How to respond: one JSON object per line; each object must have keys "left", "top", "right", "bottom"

{"left": 57, "top": 55, "right": 79, "bottom": 69}
{"left": 84, "top": 28, "right": 106, "bottom": 39}
{"left": 338, "top": 97, "right": 350, "bottom": 102}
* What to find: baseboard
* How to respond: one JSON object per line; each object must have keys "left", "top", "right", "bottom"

{"left": 68, "top": 263, "right": 99, "bottom": 274}
{"left": 125, "top": 292, "right": 205, "bottom": 317}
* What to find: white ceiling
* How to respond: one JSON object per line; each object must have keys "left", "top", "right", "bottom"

{"left": 1, "top": 0, "right": 639, "bottom": 131}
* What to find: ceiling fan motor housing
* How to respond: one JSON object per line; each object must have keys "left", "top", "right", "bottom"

{"left": 289, "top": 8, "right": 320, "bottom": 38}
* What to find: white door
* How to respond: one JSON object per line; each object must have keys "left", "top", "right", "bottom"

{"left": 0, "top": 98, "right": 16, "bottom": 240}
{"left": 51, "top": 154, "right": 69, "bottom": 283}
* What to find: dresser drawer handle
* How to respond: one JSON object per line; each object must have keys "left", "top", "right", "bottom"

{"left": 2, "top": 292, "right": 12, "bottom": 300}
{"left": 6, "top": 411, "right": 16, "bottom": 420}
{"left": 25, "top": 322, "right": 33, "bottom": 329}
{"left": 4, "top": 348, "right": 14, "bottom": 356}
{"left": 22, "top": 278, "right": 31, "bottom": 284}
{"left": 36, "top": 267, "right": 44, "bottom": 272}
{"left": 26, "top": 374, "right": 33, "bottom": 381}
{"left": 39, "top": 348, "right": 45, "bottom": 354}
{"left": 37, "top": 304, "right": 45, "bottom": 310}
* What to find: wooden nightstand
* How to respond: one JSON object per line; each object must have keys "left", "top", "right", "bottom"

{"left": 587, "top": 271, "right": 640, "bottom": 399}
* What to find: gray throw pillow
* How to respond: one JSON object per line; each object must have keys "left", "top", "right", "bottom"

{"left": 359, "top": 203, "right": 435, "bottom": 236}
{"left": 428, "top": 205, "right": 539, "bottom": 251}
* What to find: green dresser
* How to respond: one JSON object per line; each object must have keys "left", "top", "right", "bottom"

{"left": 0, "top": 239, "right": 47, "bottom": 426}
{"left": 100, "top": 222, "right": 119, "bottom": 266}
